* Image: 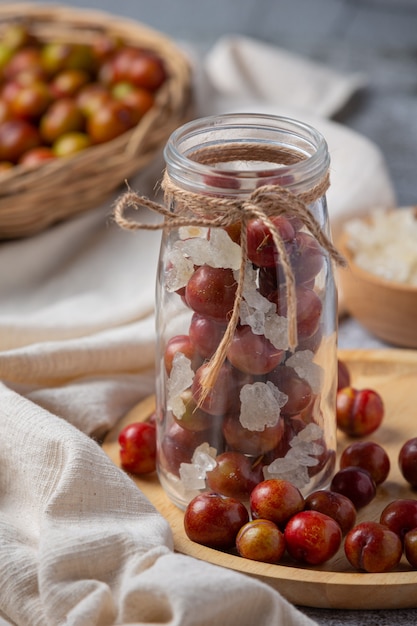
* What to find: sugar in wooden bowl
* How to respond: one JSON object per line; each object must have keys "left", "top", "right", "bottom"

{"left": 337, "top": 206, "right": 417, "bottom": 348}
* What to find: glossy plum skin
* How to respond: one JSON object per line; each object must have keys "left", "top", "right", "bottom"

{"left": 118, "top": 421, "right": 157, "bottom": 474}
{"left": 184, "top": 493, "right": 249, "bottom": 549}
{"left": 159, "top": 421, "right": 222, "bottom": 476}
{"left": 185, "top": 265, "right": 237, "bottom": 321}
{"left": 52, "top": 130, "right": 91, "bottom": 156}
{"left": 189, "top": 313, "right": 227, "bottom": 359}
{"left": 106, "top": 48, "right": 167, "bottom": 91}
{"left": 337, "top": 359, "right": 351, "bottom": 391}
{"left": 9, "top": 80, "right": 52, "bottom": 120}
{"left": 246, "top": 215, "right": 295, "bottom": 267}
{"left": 86, "top": 99, "right": 136, "bottom": 143}
{"left": 39, "top": 97, "right": 84, "bottom": 143}
{"left": 270, "top": 285, "right": 322, "bottom": 341}
{"left": 398, "top": 437, "right": 417, "bottom": 489}
{"left": 258, "top": 231, "right": 324, "bottom": 287}
{"left": 344, "top": 521, "right": 402, "bottom": 573}
{"left": 267, "top": 364, "right": 312, "bottom": 417}
{"left": 340, "top": 440, "right": 390, "bottom": 486}
{"left": 304, "top": 490, "right": 357, "bottom": 535}
{"left": 206, "top": 451, "right": 263, "bottom": 500}
{"left": 250, "top": 479, "right": 304, "bottom": 528}
{"left": 227, "top": 324, "right": 284, "bottom": 375}
{"left": 236, "top": 519, "right": 286, "bottom": 563}
{"left": 0, "top": 119, "right": 41, "bottom": 162}
{"left": 336, "top": 387, "right": 384, "bottom": 437}
{"left": 380, "top": 499, "right": 417, "bottom": 543}
{"left": 222, "top": 411, "right": 284, "bottom": 456}
{"left": 330, "top": 467, "right": 376, "bottom": 510}
{"left": 191, "top": 361, "right": 234, "bottom": 416}
{"left": 284, "top": 510, "right": 342, "bottom": 566}
{"left": 0, "top": 24, "right": 167, "bottom": 169}
{"left": 18, "top": 145, "right": 55, "bottom": 165}
{"left": 404, "top": 528, "right": 417, "bottom": 568}
{"left": 164, "top": 334, "right": 201, "bottom": 375}
{"left": 172, "top": 389, "right": 221, "bottom": 432}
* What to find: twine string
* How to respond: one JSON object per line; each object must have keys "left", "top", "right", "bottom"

{"left": 113, "top": 175, "right": 345, "bottom": 404}
{"left": 113, "top": 152, "right": 346, "bottom": 404}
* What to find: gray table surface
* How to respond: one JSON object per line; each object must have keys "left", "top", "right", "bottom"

{"left": 22, "top": 0, "right": 417, "bottom": 622}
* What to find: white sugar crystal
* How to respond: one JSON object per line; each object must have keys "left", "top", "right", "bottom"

{"left": 239, "top": 381, "right": 288, "bottom": 431}
{"left": 166, "top": 228, "right": 241, "bottom": 292}
{"left": 263, "top": 311, "right": 289, "bottom": 350}
{"left": 192, "top": 442, "right": 217, "bottom": 469}
{"left": 238, "top": 263, "right": 289, "bottom": 350}
{"left": 344, "top": 208, "right": 417, "bottom": 285}
{"left": 289, "top": 444, "right": 323, "bottom": 467}
{"left": 179, "top": 464, "right": 206, "bottom": 490}
{"left": 179, "top": 443, "right": 217, "bottom": 490}
{"left": 240, "top": 264, "right": 272, "bottom": 313}
{"left": 208, "top": 229, "right": 242, "bottom": 270}
{"left": 263, "top": 459, "right": 310, "bottom": 489}
{"left": 286, "top": 350, "right": 323, "bottom": 393}
{"left": 181, "top": 228, "right": 241, "bottom": 270}
{"left": 239, "top": 301, "right": 266, "bottom": 334}
{"left": 239, "top": 302, "right": 289, "bottom": 350}
{"left": 167, "top": 352, "right": 194, "bottom": 398}
{"left": 263, "top": 423, "right": 325, "bottom": 488}
{"left": 169, "top": 395, "right": 187, "bottom": 421}
{"left": 166, "top": 245, "right": 194, "bottom": 292}
{"left": 180, "top": 237, "right": 210, "bottom": 266}
{"left": 292, "top": 422, "right": 323, "bottom": 443}
{"left": 167, "top": 353, "right": 194, "bottom": 418}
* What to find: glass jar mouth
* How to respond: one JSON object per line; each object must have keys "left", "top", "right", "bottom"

{"left": 164, "top": 113, "right": 330, "bottom": 195}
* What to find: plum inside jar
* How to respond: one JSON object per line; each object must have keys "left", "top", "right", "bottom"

{"left": 155, "top": 114, "right": 338, "bottom": 510}
{"left": 157, "top": 217, "right": 336, "bottom": 508}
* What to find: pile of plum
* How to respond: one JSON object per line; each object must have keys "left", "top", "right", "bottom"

{"left": 118, "top": 207, "right": 417, "bottom": 574}
{"left": 156, "top": 214, "right": 337, "bottom": 507}
{"left": 0, "top": 22, "right": 167, "bottom": 167}
{"left": 119, "top": 359, "right": 417, "bottom": 573}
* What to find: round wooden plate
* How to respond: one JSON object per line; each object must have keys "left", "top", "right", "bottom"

{"left": 103, "top": 349, "right": 417, "bottom": 610}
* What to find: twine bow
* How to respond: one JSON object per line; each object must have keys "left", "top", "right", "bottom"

{"left": 114, "top": 167, "right": 345, "bottom": 401}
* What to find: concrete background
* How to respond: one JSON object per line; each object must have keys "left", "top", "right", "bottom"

{"left": 16, "top": 0, "right": 417, "bottom": 208}
{"left": 15, "top": 0, "right": 417, "bottom": 50}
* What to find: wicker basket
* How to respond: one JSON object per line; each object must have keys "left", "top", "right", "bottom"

{"left": 0, "top": 3, "right": 192, "bottom": 239}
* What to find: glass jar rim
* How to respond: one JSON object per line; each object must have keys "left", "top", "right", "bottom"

{"left": 164, "top": 113, "right": 330, "bottom": 195}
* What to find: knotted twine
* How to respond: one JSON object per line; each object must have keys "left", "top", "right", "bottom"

{"left": 113, "top": 143, "right": 346, "bottom": 403}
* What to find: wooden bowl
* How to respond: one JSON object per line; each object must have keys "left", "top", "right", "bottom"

{"left": 337, "top": 222, "right": 417, "bottom": 348}
{"left": 102, "top": 347, "right": 417, "bottom": 610}
{"left": 0, "top": 3, "right": 192, "bottom": 239}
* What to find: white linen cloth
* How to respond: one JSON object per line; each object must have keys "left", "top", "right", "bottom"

{"left": 200, "top": 36, "right": 396, "bottom": 240}
{"left": 1, "top": 382, "right": 315, "bottom": 626}
{"left": 0, "top": 35, "right": 397, "bottom": 626}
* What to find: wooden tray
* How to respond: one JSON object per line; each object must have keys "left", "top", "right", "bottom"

{"left": 103, "top": 349, "right": 417, "bottom": 610}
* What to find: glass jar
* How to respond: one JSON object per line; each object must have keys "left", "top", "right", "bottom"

{"left": 155, "top": 113, "right": 338, "bottom": 510}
